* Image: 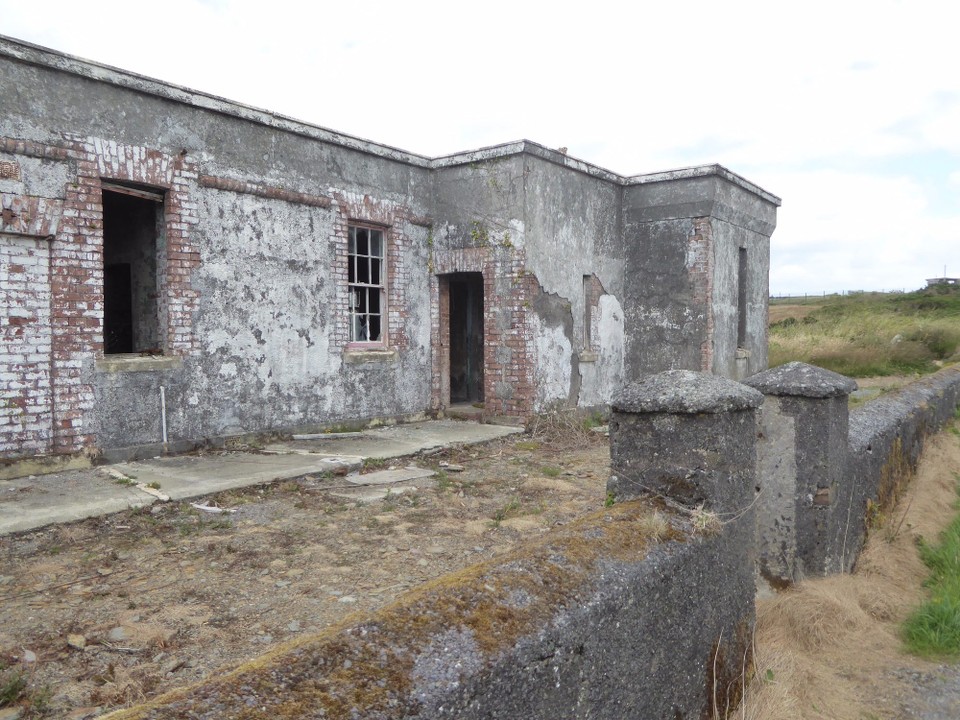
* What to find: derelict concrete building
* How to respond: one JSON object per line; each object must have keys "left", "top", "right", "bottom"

{"left": 0, "top": 36, "right": 779, "bottom": 462}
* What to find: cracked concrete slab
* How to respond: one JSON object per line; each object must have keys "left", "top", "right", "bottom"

{"left": 344, "top": 467, "right": 435, "bottom": 486}
{"left": 110, "top": 453, "right": 358, "bottom": 501}
{"left": 0, "top": 420, "right": 523, "bottom": 536}
{"left": 265, "top": 420, "right": 522, "bottom": 459}
{"left": 0, "top": 469, "right": 152, "bottom": 535}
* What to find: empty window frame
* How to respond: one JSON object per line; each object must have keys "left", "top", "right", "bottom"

{"left": 737, "top": 247, "right": 748, "bottom": 348}
{"left": 101, "top": 183, "right": 165, "bottom": 354}
{"left": 348, "top": 225, "right": 385, "bottom": 343}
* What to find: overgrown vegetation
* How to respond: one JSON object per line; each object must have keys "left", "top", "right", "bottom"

{"left": 902, "top": 478, "right": 960, "bottom": 657}
{"left": 769, "top": 284, "right": 960, "bottom": 376}
{"left": 0, "top": 661, "right": 51, "bottom": 717}
{"left": 526, "top": 405, "right": 606, "bottom": 447}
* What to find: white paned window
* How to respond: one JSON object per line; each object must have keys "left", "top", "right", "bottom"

{"left": 348, "top": 226, "right": 385, "bottom": 343}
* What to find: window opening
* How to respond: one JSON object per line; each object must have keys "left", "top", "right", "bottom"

{"left": 102, "top": 187, "right": 164, "bottom": 354}
{"left": 348, "top": 226, "right": 385, "bottom": 343}
{"left": 737, "top": 247, "right": 748, "bottom": 348}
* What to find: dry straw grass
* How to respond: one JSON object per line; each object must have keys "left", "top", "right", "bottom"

{"left": 769, "top": 288, "right": 960, "bottom": 376}
{"left": 741, "top": 429, "right": 960, "bottom": 719}
{"left": 525, "top": 404, "right": 606, "bottom": 448}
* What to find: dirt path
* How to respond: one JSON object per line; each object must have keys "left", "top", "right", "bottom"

{"left": 743, "top": 425, "right": 960, "bottom": 719}
{"left": 0, "top": 430, "right": 609, "bottom": 718}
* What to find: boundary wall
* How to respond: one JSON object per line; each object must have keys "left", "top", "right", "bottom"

{"left": 102, "top": 365, "right": 960, "bottom": 718}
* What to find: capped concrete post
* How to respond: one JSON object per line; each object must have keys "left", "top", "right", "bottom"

{"left": 608, "top": 370, "right": 763, "bottom": 515}
{"left": 607, "top": 370, "right": 762, "bottom": 718}
{"left": 744, "top": 361, "right": 857, "bottom": 585}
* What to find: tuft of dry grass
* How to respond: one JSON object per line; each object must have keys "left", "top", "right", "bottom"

{"left": 525, "top": 405, "right": 606, "bottom": 448}
{"left": 740, "top": 428, "right": 960, "bottom": 719}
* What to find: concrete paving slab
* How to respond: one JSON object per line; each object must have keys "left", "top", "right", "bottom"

{"left": 111, "top": 453, "right": 358, "bottom": 501}
{"left": 0, "top": 469, "right": 154, "bottom": 535}
{"left": 0, "top": 419, "right": 524, "bottom": 536}
{"left": 328, "top": 484, "right": 426, "bottom": 503}
{"left": 345, "top": 467, "right": 435, "bottom": 486}
{"left": 265, "top": 419, "right": 522, "bottom": 459}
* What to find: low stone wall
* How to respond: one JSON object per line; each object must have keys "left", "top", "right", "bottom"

{"left": 103, "top": 503, "right": 751, "bottom": 720}
{"left": 846, "top": 367, "right": 960, "bottom": 562}
{"left": 105, "top": 370, "right": 760, "bottom": 720}
{"left": 102, "top": 366, "right": 960, "bottom": 718}
{"left": 746, "top": 363, "right": 960, "bottom": 585}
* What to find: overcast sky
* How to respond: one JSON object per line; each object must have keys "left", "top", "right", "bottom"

{"left": 3, "top": 0, "right": 957, "bottom": 295}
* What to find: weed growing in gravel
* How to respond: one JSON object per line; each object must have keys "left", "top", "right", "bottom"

{"left": 490, "top": 496, "right": 522, "bottom": 528}
{"left": 0, "top": 663, "right": 26, "bottom": 706}
{"left": 903, "top": 484, "right": 960, "bottom": 657}
{"left": 434, "top": 471, "right": 451, "bottom": 492}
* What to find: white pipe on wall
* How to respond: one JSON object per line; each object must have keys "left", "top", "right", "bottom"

{"left": 160, "top": 385, "right": 168, "bottom": 444}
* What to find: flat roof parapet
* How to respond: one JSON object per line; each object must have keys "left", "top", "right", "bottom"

{"left": 0, "top": 34, "right": 780, "bottom": 205}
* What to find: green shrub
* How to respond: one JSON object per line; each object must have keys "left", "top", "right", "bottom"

{"left": 903, "top": 510, "right": 960, "bottom": 656}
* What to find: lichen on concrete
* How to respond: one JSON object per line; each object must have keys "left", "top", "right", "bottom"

{"left": 102, "top": 500, "right": 678, "bottom": 720}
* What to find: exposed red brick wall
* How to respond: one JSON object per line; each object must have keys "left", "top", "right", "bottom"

{"left": 584, "top": 274, "right": 606, "bottom": 352}
{"left": 0, "top": 236, "right": 52, "bottom": 457}
{"left": 1, "top": 134, "right": 200, "bottom": 455}
{"left": 330, "top": 192, "right": 421, "bottom": 353}
{"left": 430, "top": 247, "right": 534, "bottom": 418}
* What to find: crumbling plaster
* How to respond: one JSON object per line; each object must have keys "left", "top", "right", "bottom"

{"left": 0, "top": 35, "right": 779, "bottom": 458}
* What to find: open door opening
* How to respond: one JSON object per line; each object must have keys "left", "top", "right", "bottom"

{"left": 448, "top": 272, "right": 484, "bottom": 405}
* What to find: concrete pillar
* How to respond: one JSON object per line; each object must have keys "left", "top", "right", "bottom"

{"left": 607, "top": 370, "right": 762, "bottom": 717}
{"left": 608, "top": 369, "right": 763, "bottom": 515}
{"left": 744, "top": 361, "right": 857, "bottom": 585}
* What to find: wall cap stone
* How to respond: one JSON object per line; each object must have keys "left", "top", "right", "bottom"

{"left": 612, "top": 370, "right": 762, "bottom": 414}
{"left": 744, "top": 361, "right": 857, "bottom": 398}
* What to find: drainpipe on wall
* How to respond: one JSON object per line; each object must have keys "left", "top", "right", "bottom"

{"left": 159, "top": 386, "right": 168, "bottom": 447}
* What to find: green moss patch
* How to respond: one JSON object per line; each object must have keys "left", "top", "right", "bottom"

{"left": 104, "top": 500, "right": 678, "bottom": 720}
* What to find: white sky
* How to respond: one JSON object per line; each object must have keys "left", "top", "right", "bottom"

{"left": 2, "top": 0, "right": 957, "bottom": 295}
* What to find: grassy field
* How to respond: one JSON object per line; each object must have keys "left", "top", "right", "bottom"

{"left": 769, "top": 284, "right": 960, "bottom": 376}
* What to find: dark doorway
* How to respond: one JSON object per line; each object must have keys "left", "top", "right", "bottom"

{"left": 448, "top": 273, "right": 484, "bottom": 403}
{"left": 102, "top": 185, "right": 164, "bottom": 354}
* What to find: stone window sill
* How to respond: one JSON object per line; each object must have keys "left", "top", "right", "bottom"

{"left": 343, "top": 347, "right": 398, "bottom": 364}
{"left": 735, "top": 348, "right": 752, "bottom": 360}
{"left": 578, "top": 350, "right": 599, "bottom": 363}
{"left": 96, "top": 354, "right": 182, "bottom": 373}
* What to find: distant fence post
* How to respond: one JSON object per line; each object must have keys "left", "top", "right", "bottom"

{"left": 744, "top": 362, "right": 856, "bottom": 585}
{"left": 608, "top": 370, "right": 763, "bottom": 718}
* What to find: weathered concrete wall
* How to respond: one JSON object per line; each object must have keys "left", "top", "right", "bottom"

{"left": 845, "top": 367, "right": 960, "bottom": 564}
{"left": 709, "top": 219, "right": 771, "bottom": 380}
{"left": 621, "top": 169, "right": 777, "bottom": 382}
{"left": 0, "top": 35, "right": 779, "bottom": 460}
{"left": 104, "top": 371, "right": 761, "bottom": 720}
{"left": 745, "top": 363, "right": 857, "bottom": 584}
{"left": 430, "top": 155, "right": 533, "bottom": 417}
{"left": 748, "top": 363, "right": 960, "bottom": 584}
{"left": 1, "top": 38, "right": 438, "bottom": 454}
{"left": 519, "top": 155, "right": 624, "bottom": 410}
{"left": 101, "top": 502, "right": 753, "bottom": 720}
